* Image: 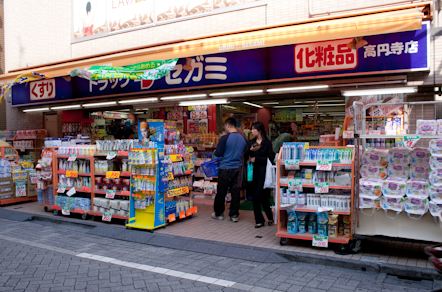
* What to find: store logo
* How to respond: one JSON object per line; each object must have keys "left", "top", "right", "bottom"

{"left": 140, "top": 80, "right": 154, "bottom": 90}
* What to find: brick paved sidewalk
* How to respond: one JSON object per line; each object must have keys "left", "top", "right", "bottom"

{"left": 0, "top": 218, "right": 437, "bottom": 292}
{"left": 2, "top": 202, "right": 435, "bottom": 272}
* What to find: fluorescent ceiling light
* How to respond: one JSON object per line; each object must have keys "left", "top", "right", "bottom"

{"left": 342, "top": 87, "right": 417, "bottom": 96}
{"left": 294, "top": 99, "right": 344, "bottom": 104}
{"left": 243, "top": 102, "right": 263, "bottom": 108}
{"left": 318, "top": 103, "right": 345, "bottom": 107}
{"left": 179, "top": 99, "right": 228, "bottom": 106}
{"left": 83, "top": 101, "right": 117, "bottom": 108}
{"left": 209, "top": 90, "right": 264, "bottom": 97}
{"left": 262, "top": 102, "right": 279, "bottom": 105}
{"left": 51, "top": 105, "right": 82, "bottom": 110}
{"left": 161, "top": 94, "right": 207, "bottom": 101}
{"left": 119, "top": 97, "right": 158, "bottom": 104}
{"left": 222, "top": 105, "right": 237, "bottom": 110}
{"left": 23, "top": 107, "right": 50, "bottom": 112}
{"left": 274, "top": 105, "right": 308, "bottom": 108}
{"left": 267, "top": 85, "right": 329, "bottom": 93}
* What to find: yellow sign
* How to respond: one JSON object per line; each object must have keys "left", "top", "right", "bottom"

{"left": 167, "top": 186, "right": 189, "bottom": 197}
{"left": 106, "top": 171, "right": 121, "bottom": 179}
{"left": 169, "top": 154, "right": 183, "bottom": 162}
{"left": 66, "top": 170, "right": 78, "bottom": 178}
{"left": 167, "top": 172, "right": 174, "bottom": 181}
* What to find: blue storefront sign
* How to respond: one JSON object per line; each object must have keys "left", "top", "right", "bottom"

{"left": 12, "top": 22, "right": 429, "bottom": 106}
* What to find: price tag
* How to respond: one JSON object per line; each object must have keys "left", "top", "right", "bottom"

{"left": 102, "top": 211, "right": 112, "bottom": 222}
{"left": 167, "top": 172, "right": 174, "bottom": 181}
{"left": 288, "top": 179, "right": 303, "bottom": 192}
{"left": 106, "top": 151, "right": 117, "bottom": 160}
{"left": 284, "top": 160, "right": 300, "bottom": 170}
{"left": 343, "top": 130, "right": 354, "bottom": 139}
{"left": 186, "top": 208, "right": 193, "bottom": 217}
{"left": 404, "top": 135, "right": 421, "bottom": 149}
{"left": 168, "top": 186, "right": 189, "bottom": 197}
{"left": 169, "top": 154, "right": 183, "bottom": 162}
{"left": 65, "top": 170, "right": 78, "bottom": 178}
{"left": 314, "top": 182, "right": 329, "bottom": 194}
{"left": 106, "top": 171, "right": 121, "bottom": 179}
{"left": 105, "top": 189, "right": 116, "bottom": 199}
{"left": 67, "top": 154, "right": 77, "bottom": 162}
{"left": 61, "top": 209, "right": 70, "bottom": 216}
{"left": 57, "top": 186, "right": 66, "bottom": 193}
{"left": 312, "top": 235, "right": 328, "bottom": 248}
{"left": 66, "top": 187, "right": 76, "bottom": 197}
{"left": 316, "top": 160, "right": 333, "bottom": 171}
{"left": 168, "top": 213, "right": 176, "bottom": 222}
{"left": 179, "top": 211, "right": 185, "bottom": 219}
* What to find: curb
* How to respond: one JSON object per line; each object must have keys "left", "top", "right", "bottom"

{"left": 0, "top": 208, "right": 439, "bottom": 280}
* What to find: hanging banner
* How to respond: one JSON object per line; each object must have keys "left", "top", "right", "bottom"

{"left": 70, "top": 59, "right": 178, "bottom": 80}
{"left": 13, "top": 22, "right": 429, "bottom": 106}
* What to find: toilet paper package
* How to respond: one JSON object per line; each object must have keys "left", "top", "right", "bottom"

{"left": 382, "top": 179, "right": 407, "bottom": 198}
{"left": 388, "top": 148, "right": 410, "bottom": 165}
{"left": 430, "top": 155, "right": 442, "bottom": 169}
{"left": 381, "top": 196, "right": 405, "bottom": 212}
{"left": 409, "top": 164, "right": 430, "bottom": 180}
{"left": 388, "top": 164, "right": 409, "bottom": 180}
{"left": 430, "top": 185, "right": 442, "bottom": 203}
{"left": 404, "top": 197, "right": 429, "bottom": 215}
{"left": 359, "top": 178, "right": 383, "bottom": 197}
{"left": 406, "top": 180, "right": 429, "bottom": 197}
{"left": 361, "top": 165, "right": 388, "bottom": 180}
{"left": 362, "top": 149, "right": 388, "bottom": 167}
{"left": 417, "top": 120, "right": 437, "bottom": 136}
{"left": 438, "top": 119, "right": 442, "bottom": 135}
{"left": 359, "top": 195, "right": 381, "bottom": 209}
{"left": 411, "top": 148, "right": 430, "bottom": 164}
{"left": 430, "top": 139, "right": 442, "bottom": 156}
{"left": 430, "top": 169, "right": 442, "bottom": 186}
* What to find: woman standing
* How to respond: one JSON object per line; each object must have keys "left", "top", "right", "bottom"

{"left": 247, "top": 122, "right": 276, "bottom": 228}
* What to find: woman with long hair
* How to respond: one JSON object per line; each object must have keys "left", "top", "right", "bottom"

{"left": 246, "top": 122, "right": 275, "bottom": 228}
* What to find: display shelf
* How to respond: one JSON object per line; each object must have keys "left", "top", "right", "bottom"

{"left": 281, "top": 161, "right": 352, "bottom": 168}
{"left": 52, "top": 205, "right": 87, "bottom": 215}
{"left": 279, "top": 204, "right": 351, "bottom": 215}
{"left": 360, "top": 134, "right": 441, "bottom": 139}
{"left": 276, "top": 229, "right": 350, "bottom": 244}
{"left": 87, "top": 210, "right": 128, "bottom": 220}
{"left": 94, "top": 190, "right": 130, "bottom": 196}
{"left": 0, "top": 196, "right": 37, "bottom": 206}
{"left": 276, "top": 145, "right": 356, "bottom": 248}
{"left": 57, "top": 170, "right": 91, "bottom": 176}
{"left": 57, "top": 155, "right": 93, "bottom": 160}
{"left": 279, "top": 183, "right": 351, "bottom": 190}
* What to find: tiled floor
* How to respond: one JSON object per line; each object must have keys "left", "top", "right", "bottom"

{"left": 3, "top": 201, "right": 434, "bottom": 270}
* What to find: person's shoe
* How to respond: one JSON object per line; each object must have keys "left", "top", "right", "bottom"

{"left": 267, "top": 220, "right": 274, "bottom": 226}
{"left": 211, "top": 212, "right": 224, "bottom": 220}
{"left": 230, "top": 216, "right": 239, "bottom": 223}
{"left": 255, "top": 223, "right": 264, "bottom": 228}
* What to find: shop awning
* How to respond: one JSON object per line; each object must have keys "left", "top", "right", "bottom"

{"left": 0, "top": 6, "right": 428, "bottom": 82}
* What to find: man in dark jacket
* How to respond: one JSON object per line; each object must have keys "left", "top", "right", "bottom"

{"left": 212, "top": 117, "right": 247, "bottom": 222}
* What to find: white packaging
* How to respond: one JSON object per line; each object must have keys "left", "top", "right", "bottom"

{"left": 404, "top": 197, "right": 429, "bottom": 215}
{"left": 411, "top": 148, "right": 430, "bottom": 164}
{"left": 406, "top": 180, "right": 429, "bottom": 197}
{"left": 362, "top": 149, "right": 388, "bottom": 167}
{"left": 430, "top": 169, "right": 442, "bottom": 186}
{"left": 438, "top": 119, "right": 442, "bottom": 135}
{"left": 382, "top": 179, "right": 407, "bottom": 198}
{"left": 417, "top": 120, "right": 437, "bottom": 136}
{"left": 381, "top": 196, "right": 404, "bottom": 212}
{"left": 430, "top": 155, "right": 442, "bottom": 170}
{"left": 388, "top": 148, "right": 410, "bottom": 165}
{"left": 430, "top": 185, "right": 442, "bottom": 203}
{"left": 430, "top": 139, "right": 442, "bottom": 156}
{"left": 359, "top": 195, "right": 380, "bottom": 209}
{"left": 361, "top": 165, "right": 388, "bottom": 180}
{"left": 388, "top": 164, "right": 409, "bottom": 180}
{"left": 409, "top": 164, "right": 430, "bottom": 181}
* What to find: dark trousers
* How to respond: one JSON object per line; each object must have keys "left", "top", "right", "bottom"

{"left": 214, "top": 168, "right": 242, "bottom": 217}
{"left": 253, "top": 188, "right": 273, "bottom": 224}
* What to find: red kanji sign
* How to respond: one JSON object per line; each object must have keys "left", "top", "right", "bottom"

{"left": 30, "top": 79, "right": 56, "bottom": 100}
{"left": 295, "top": 39, "right": 357, "bottom": 73}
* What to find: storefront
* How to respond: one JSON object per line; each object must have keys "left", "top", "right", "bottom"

{"left": 1, "top": 4, "right": 440, "bottom": 248}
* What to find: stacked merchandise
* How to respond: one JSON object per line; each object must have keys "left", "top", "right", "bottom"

{"left": 277, "top": 143, "right": 354, "bottom": 243}
{"left": 55, "top": 196, "right": 91, "bottom": 212}
{"left": 164, "top": 143, "right": 195, "bottom": 221}
{"left": 93, "top": 198, "right": 129, "bottom": 218}
{"left": 0, "top": 159, "right": 13, "bottom": 199}
{"left": 428, "top": 140, "right": 442, "bottom": 219}
{"left": 359, "top": 147, "right": 431, "bottom": 217}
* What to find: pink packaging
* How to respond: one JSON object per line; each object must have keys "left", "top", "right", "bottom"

{"left": 417, "top": 120, "right": 437, "bottom": 136}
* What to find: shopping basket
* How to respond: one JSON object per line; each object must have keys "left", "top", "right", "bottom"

{"left": 200, "top": 158, "right": 220, "bottom": 177}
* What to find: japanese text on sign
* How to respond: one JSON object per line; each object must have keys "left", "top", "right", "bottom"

{"left": 316, "top": 160, "right": 333, "bottom": 171}
{"left": 363, "top": 41, "right": 418, "bottom": 58}
{"left": 106, "top": 171, "right": 121, "bottom": 179}
{"left": 30, "top": 79, "right": 56, "bottom": 101}
{"left": 65, "top": 170, "right": 78, "bottom": 178}
{"left": 295, "top": 39, "right": 357, "bottom": 73}
{"left": 314, "top": 182, "right": 329, "bottom": 194}
{"left": 312, "top": 235, "right": 329, "bottom": 248}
